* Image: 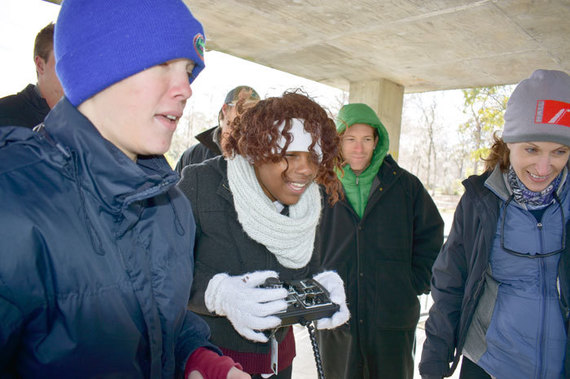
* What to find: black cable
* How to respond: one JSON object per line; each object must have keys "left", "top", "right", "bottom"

{"left": 301, "top": 320, "right": 326, "bottom": 379}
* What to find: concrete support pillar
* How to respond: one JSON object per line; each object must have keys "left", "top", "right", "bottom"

{"left": 348, "top": 78, "right": 404, "bottom": 160}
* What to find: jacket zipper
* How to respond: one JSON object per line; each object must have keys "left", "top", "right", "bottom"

{"left": 538, "top": 257, "right": 547, "bottom": 379}
{"left": 537, "top": 221, "right": 547, "bottom": 379}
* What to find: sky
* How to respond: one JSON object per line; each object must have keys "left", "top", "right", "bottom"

{"left": 0, "top": 0, "right": 469, "bottom": 149}
{"left": 0, "top": 0, "right": 60, "bottom": 96}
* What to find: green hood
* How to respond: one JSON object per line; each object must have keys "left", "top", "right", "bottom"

{"left": 336, "top": 103, "right": 390, "bottom": 217}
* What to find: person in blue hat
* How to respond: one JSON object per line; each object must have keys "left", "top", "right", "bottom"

{"left": 0, "top": 0, "right": 249, "bottom": 378}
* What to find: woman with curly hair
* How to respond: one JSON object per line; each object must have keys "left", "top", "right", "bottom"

{"left": 177, "top": 90, "right": 350, "bottom": 378}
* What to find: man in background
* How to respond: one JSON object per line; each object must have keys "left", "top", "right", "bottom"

{"left": 317, "top": 103, "right": 444, "bottom": 379}
{"left": 175, "top": 85, "right": 259, "bottom": 173}
{"left": 0, "top": 22, "right": 63, "bottom": 128}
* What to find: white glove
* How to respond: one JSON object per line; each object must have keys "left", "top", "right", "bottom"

{"left": 205, "top": 270, "right": 288, "bottom": 343}
{"left": 313, "top": 271, "right": 350, "bottom": 329}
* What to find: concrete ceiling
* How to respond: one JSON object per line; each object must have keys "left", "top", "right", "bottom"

{"left": 184, "top": 0, "right": 569, "bottom": 93}
{"left": 45, "top": 0, "right": 570, "bottom": 93}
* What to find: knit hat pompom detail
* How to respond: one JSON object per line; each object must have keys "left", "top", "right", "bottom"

{"left": 55, "top": 0, "right": 205, "bottom": 106}
{"left": 502, "top": 69, "right": 570, "bottom": 147}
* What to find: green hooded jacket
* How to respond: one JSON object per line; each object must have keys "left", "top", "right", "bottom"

{"left": 336, "top": 103, "right": 390, "bottom": 217}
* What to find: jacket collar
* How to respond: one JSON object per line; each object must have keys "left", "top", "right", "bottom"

{"left": 195, "top": 125, "right": 222, "bottom": 156}
{"left": 484, "top": 164, "right": 568, "bottom": 205}
{"left": 484, "top": 165, "right": 511, "bottom": 201}
{"left": 204, "top": 156, "right": 233, "bottom": 203}
{"left": 21, "top": 84, "right": 50, "bottom": 115}
{"left": 42, "top": 98, "right": 178, "bottom": 211}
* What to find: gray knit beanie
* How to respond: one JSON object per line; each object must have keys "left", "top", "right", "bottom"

{"left": 502, "top": 69, "right": 570, "bottom": 146}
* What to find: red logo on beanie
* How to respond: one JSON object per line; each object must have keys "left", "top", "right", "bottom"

{"left": 535, "top": 100, "right": 570, "bottom": 127}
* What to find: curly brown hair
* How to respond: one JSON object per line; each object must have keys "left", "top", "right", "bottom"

{"left": 223, "top": 90, "right": 342, "bottom": 204}
{"left": 483, "top": 131, "right": 510, "bottom": 172}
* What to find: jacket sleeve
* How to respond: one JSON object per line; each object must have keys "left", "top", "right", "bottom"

{"left": 309, "top": 187, "right": 328, "bottom": 275}
{"left": 410, "top": 179, "right": 444, "bottom": 295}
{"left": 0, "top": 210, "right": 44, "bottom": 372}
{"left": 0, "top": 286, "right": 24, "bottom": 370}
{"left": 419, "top": 195, "right": 470, "bottom": 377}
{"left": 177, "top": 164, "right": 215, "bottom": 316}
{"left": 175, "top": 309, "right": 221, "bottom": 374}
{"left": 560, "top": 221, "right": 570, "bottom": 378}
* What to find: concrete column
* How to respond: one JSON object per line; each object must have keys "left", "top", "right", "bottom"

{"left": 348, "top": 79, "right": 404, "bottom": 160}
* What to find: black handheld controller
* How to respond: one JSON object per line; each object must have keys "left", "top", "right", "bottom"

{"left": 260, "top": 277, "right": 339, "bottom": 326}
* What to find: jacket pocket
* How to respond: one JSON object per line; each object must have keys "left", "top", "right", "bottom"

{"left": 373, "top": 260, "right": 420, "bottom": 329}
{"left": 462, "top": 268, "right": 499, "bottom": 362}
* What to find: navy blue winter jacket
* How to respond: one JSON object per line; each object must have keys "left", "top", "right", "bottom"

{"left": 0, "top": 98, "right": 216, "bottom": 378}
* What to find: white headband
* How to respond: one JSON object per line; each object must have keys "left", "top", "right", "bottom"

{"left": 275, "top": 118, "right": 323, "bottom": 160}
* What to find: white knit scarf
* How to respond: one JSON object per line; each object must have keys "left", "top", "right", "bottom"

{"left": 227, "top": 155, "right": 321, "bottom": 268}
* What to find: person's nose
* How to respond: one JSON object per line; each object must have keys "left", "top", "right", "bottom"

{"left": 296, "top": 154, "right": 316, "bottom": 177}
{"left": 172, "top": 71, "right": 192, "bottom": 101}
{"left": 354, "top": 141, "right": 365, "bottom": 153}
{"left": 535, "top": 155, "right": 551, "bottom": 175}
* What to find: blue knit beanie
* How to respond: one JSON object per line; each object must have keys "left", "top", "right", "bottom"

{"left": 54, "top": 0, "right": 206, "bottom": 106}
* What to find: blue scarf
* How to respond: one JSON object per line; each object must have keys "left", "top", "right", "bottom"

{"left": 507, "top": 166, "right": 562, "bottom": 207}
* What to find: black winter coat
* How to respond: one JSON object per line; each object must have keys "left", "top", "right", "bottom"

{"left": 177, "top": 156, "right": 321, "bottom": 372}
{"left": 318, "top": 155, "right": 443, "bottom": 379}
{"left": 419, "top": 172, "right": 498, "bottom": 378}
{"left": 319, "top": 155, "right": 444, "bottom": 329}
{"left": 175, "top": 126, "right": 221, "bottom": 174}
{"left": 317, "top": 155, "right": 443, "bottom": 377}
{"left": 0, "top": 84, "right": 50, "bottom": 128}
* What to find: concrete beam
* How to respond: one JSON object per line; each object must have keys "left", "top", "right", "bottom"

{"left": 348, "top": 79, "right": 404, "bottom": 160}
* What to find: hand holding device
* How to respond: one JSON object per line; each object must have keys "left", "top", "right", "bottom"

{"left": 205, "top": 270, "right": 288, "bottom": 343}
{"left": 312, "top": 271, "right": 350, "bottom": 329}
{"left": 258, "top": 276, "right": 340, "bottom": 326}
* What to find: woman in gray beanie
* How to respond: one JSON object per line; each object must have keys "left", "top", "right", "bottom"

{"left": 420, "top": 69, "right": 570, "bottom": 379}
{"left": 0, "top": 0, "right": 249, "bottom": 378}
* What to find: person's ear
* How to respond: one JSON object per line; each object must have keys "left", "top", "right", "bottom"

{"left": 221, "top": 103, "right": 231, "bottom": 119}
{"left": 374, "top": 135, "right": 379, "bottom": 148}
{"left": 34, "top": 56, "right": 46, "bottom": 76}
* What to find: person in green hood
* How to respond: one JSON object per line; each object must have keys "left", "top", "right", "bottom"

{"left": 316, "top": 103, "right": 444, "bottom": 379}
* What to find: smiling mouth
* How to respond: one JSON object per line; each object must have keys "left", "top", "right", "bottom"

{"left": 163, "top": 114, "right": 179, "bottom": 122}
{"left": 529, "top": 172, "right": 551, "bottom": 180}
{"left": 289, "top": 181, "right": 310, "bottom": 192}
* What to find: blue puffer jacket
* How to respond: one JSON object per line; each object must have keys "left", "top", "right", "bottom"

{"left": 469, "top": 167, "right": 568, "bottom": 378}
{"left": 0, "top": 98, "right": 216, "bottom": 378}
{"left": 420, "top": 166, "right": 570, "bottom": 379}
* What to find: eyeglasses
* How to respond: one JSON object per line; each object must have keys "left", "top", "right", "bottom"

{"left": 500, "top": 193, "right": 565, "bottom": 258}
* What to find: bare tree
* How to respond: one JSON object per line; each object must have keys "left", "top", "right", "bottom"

{"left": 399, "top": 93, "right": 442, "bottom": 194}
{"left": 459, "top": 86, "right": 511, "bottom": 175}
{"left": 419, "top": 98, "right": 438, "bottom": 192}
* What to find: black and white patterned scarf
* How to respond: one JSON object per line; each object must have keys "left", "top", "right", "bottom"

{"left": 507, "top": 166, "right": 563, "bottom": 207}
